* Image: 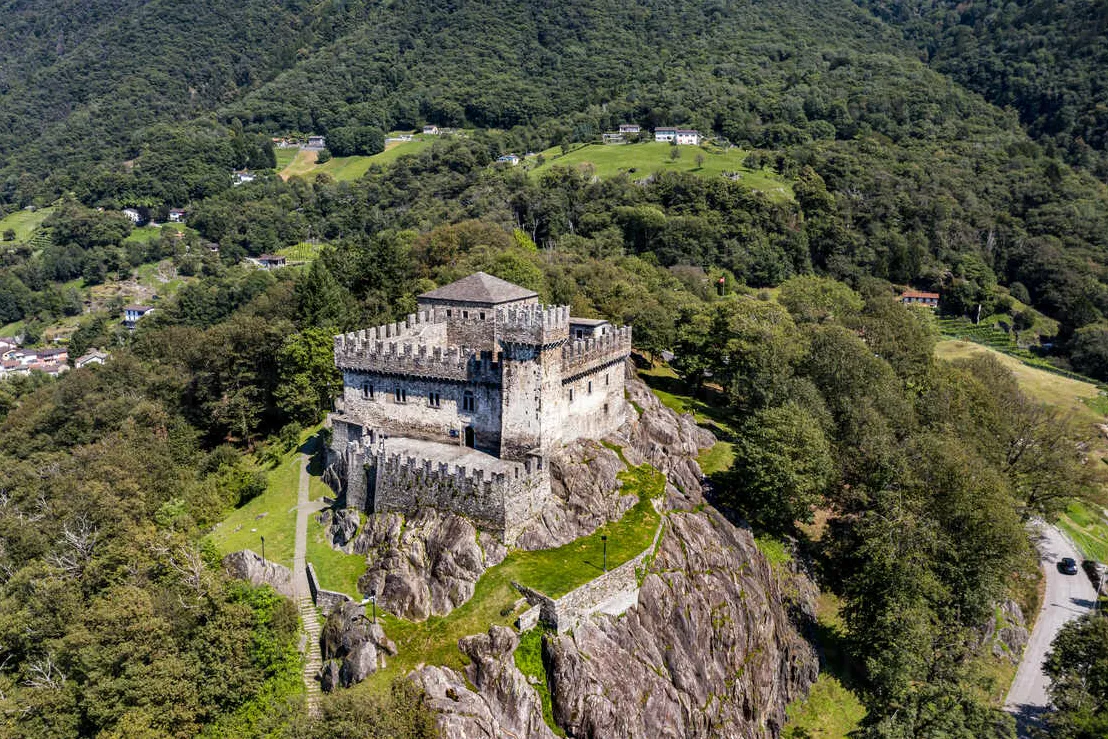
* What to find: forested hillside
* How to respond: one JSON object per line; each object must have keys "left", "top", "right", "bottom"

{"left": 857, "top": 0, "right": 1108, "bottom": 179}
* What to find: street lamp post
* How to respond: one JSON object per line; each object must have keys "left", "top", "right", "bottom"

{"left": 260, "top": 536, "right": 266, "bottom": 566}
{"left": 370, "top": 589, "right": 377, "bottom": 625}
{"left": 602, "top": 535, "right": 608, "bottom": 573}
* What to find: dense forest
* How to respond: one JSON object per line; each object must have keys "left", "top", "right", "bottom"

{"left": 857, "top": 0, "right": 1108, "bottom": 179}
{"left": 3, "top": 0, "right": 1108, "bottom": 735}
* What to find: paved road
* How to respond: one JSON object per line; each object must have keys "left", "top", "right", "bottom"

{"left": 1004, "top": 522, "right": 1097, "bottom": 737}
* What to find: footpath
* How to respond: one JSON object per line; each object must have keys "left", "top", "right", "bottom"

{"left": 293, "top": 454, "right": 328, "bottom": 717}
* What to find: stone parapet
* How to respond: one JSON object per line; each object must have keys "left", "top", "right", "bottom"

{"left": 307, "top": 562, "right": 354, "bottom": 615}
{"left": 336, "top": 341, "right": 501, "bottom": 383}
{"left": 497, "top": 304, "right": 570, "bottom": 347}
{"left": 562, "top": 326, "right": 632, "bottom": 379}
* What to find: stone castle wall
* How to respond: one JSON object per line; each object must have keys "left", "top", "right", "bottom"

{"left": 340, "top": 370, "right": 503, "bottom": 454}
{"left": 373, "top": 452, "right": 549, "bottom": 542}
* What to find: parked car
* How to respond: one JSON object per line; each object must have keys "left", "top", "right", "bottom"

{"left": 1082, "top": 560, "right": 1102, "bottom": 590}
{"left": 1059, "top": 557, "right": 1079, "bottom": 575}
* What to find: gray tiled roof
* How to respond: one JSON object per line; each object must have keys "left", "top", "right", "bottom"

{"left": 418, "top": 272, "right": 537, "bottom": 305}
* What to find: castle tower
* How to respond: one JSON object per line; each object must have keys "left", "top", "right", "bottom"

{"left": 497, "top": 305, "right": 570, "bottom": 460}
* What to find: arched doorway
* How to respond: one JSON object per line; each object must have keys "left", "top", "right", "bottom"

{"left": 464, "top": 426, "right": 475, "bottom": 448}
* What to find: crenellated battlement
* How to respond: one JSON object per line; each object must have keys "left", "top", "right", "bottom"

{"left": 336, "top": 339, "right": 501, "bottom": 383}
{"left": 562, "top": 325, "right": 633, "bottom": 378}
{"left": 497, "top": 304, "right": 570, "bottom": 346}
{"left": 334, "top": 310, "right": 444, "bottom": 351}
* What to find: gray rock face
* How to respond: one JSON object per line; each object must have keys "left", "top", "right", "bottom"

{"left": 415, "top": 509, "right": 818, "bottom": 738}
{"left": 318, "top": 601, "right": 397, "bottom": 690}
{"left": 221, "top": 549, "right": 296, "bottom": 598}
{"left": 416, "top": 626, "right": 557, "bottom": 739}
{"left": 546, "top": 510, "right": 817, "bottom": 738}
{"left": 350, "top": 509, "right": 507, "bottom": 621}
{"left": 322, "top": 508, "right": 361, "bottom": 550}
{"left": 982, "top": 598, "right": 1030, "bottom": 663}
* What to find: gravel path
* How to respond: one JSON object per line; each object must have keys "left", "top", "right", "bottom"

{"left": 1004, "top": 521, "right": 1097, "bottom": 737}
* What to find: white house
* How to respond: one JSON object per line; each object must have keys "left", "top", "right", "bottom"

{"left": 75, "top": 349, "right": 110, "bottom": 368}
{"left": 307, "top": 135, "right": 326, "bottom": 149}
{"left": 168, "top": 209, "right": 186, "bottom": 223}
{"left": 233, "top": 171, "right": 256, "bottom": 186}
{"left": 619, "top": 124, "right": 641, "bottom": 134}
{"left": 496, "top": 154, "right": 521, "bottom": 166}
{"left": 422, "top": 125, "right": 440, "bottom": 135}
{"left": 122, "top": 208, "right": 142, "bottom": 224}
{"left": 601, "top": 133, "right": 624, "bottom": 144}
{"left": 123, "top": 305, "right": 154, "bottom": 329}
{"left": 654, "top": 127, "right": 701, "bottom": 145}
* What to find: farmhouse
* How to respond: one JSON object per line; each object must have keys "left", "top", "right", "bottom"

{"left": 900, "top": 290, "right": 940, "bottom": 308}
{"left": 619, "top": 123, "right": 641, "bottom": 134}
{"left": 601, "top": 133, "right": 624, "bottom": 144}
{"left": 328, "top": 272, "right": 632, "bottom": 544}
{"left": 496, "top": 154, "right": 521, "bottom": 165}
{"left": 123, "top": 305, "right": 154, "bottom": 328}
{"left": 168, "top": 209, "right": 186, "bottom": 223}
{"left": 75, "top": 349, "right": 110, "bottom": 368}
{"left": 122, "top": 208, "right": 142, "bottom": 224}
{"left": 654, "top": 127, "right": 701, "bottom": 145}
{"left": 257, "top": 254, "right": 287, "bottom": 269}
{"left": 422, "top": 125, "right": 440, "bottom": 135}
{"left": 233, "top": 171, "right": 256, "bottom": 185}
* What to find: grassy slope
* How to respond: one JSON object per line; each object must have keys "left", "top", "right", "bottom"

{"left": 528, "top": 142, "right": 793, "bottom": 202}
{"left": 207, "top": 453, "right": 301, "bottom": 567}
{"left": 279, "top": 137, "right": 434, "bottom": 182}
{"left": 0, "top": 207, "right": 54, "bottom": 241}
{"left": 273, "top": 147, "right": 298, "bottom": 170}
{"left": 358, "top": 462, "right": 663, "bottom": 692}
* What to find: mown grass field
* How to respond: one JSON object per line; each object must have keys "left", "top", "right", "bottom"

{"left": 357, "top": 461, "right": 664, "bottom": 692}
{"left": 528, "top": 142, "right": 793, "bottom": 202}
{"left": 279, "top": 137, "right": 435, "bottom": 182}
{"left": 276, "top": 241, "right": 327, "bottom": 262}
{"left": 274, "top": 147, "right": 298, "bottom": 170}
{"left": 1058, "top": 500, "right": 1108, "bottom": 564}
{"left": 0, "top": 206, "right": 54, "bottom": 241}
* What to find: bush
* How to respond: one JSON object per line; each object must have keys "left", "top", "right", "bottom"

{"left": 316, "top": 149, "right": 333, "bottom": 164}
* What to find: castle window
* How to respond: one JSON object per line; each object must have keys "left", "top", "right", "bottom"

{"left": 462, "top": 391, "right": 475, "bottom": 412}
{"left": 447, "top": 309, "right": 452, "bottom": 317}
{"left": 363, "top": 383, "right": 374, "bottom": 399}
{"left": 480, "top": 311, "right": 485, "bottom": 320}
{"left": 605, "top": 374, "right": 609, "bottom": 386}
{"left": 463, "top": 310, "right": 469, "bottom": 318}
{"left": 588, "top": 380, "right": 593, "bottom": 395}
{"left": 394, "top": 387, "right": 407, "bottom": 403}
{"left": 429, "top": 391, "right": 441, "bottom": 408}
{"left": 568, "top": 388, "right": 575, "bottom": 402}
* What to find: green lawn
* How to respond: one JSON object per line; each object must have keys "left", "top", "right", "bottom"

{"left": 280, "top": 137, "right": 435, "bottom": 182}
{"left": 123, "top": 222, "right": 187, "bottom": 244}
{"left": 306, "top": 513, "right": 366, "bottom": 597}
{"left": 0, "top": 206, "right": 54, "bottom": 241}
{"left": 1058, "top": 501, "right": 1108, "bottom": 563}
{"left": 207, "top": 454, "right": 301, "bottom": 567}
{"left": 274, "top": 148, "right": 298, "bottom": 170}
{"left": 358, "top": 461, "right": 664, "bottom": 691}
{"left": 528, "top": 142, "right": 793, "bottom": 202}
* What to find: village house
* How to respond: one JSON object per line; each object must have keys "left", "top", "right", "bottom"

{"left": 601, "top": 133, "right": 624, "bottom": 144}
{"left": 75, "top": 349, "right": 110, "bottom": 369}
{"left": 619, "top": 123, "right": 641, "bottom": 134}
{"left": 168, "top": 209, "right": 187, "bottom": 223}
{"left": 496, "top": 154, "right": 521, "bottom": 166}
{"left": 257, "top": 254, "right": 288, "bottom": 269}
{"left": 422, "top": 125, "right": 440, "bottom": 135}
{"left": 328, "top": 272, "right": 632, "bottom": 545}
{"left": 123, "top": 305, "right": 155, "bottom": 328}
{"left": 233, "top": 171, "right": 256, "bottom": 186}
{"left": 654, "top": 127, "right": 702, "bottom": 145}
{"left": 307, "top": 135, "right": 326, "bottom": 149}
{"left": 900, "top": 290, "right": 940, "bottom": 308}
{"left": 122, "top": 208, "right": 142, "bottom": 224}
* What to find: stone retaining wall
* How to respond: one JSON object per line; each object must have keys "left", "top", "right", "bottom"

{"left": 516, "top": 516, "right": 666, "bottom": 633}
{"left": 307, "top": 562, "right": 354, "bottom": 615}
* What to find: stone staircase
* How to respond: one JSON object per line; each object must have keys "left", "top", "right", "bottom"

{"left": 299, "top": 595, "right": 323, "bottom": 715}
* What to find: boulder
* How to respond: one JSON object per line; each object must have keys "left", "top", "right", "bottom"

{"left": 325, "top": 508, "right": 361, "bottom": 550}
{"left": 348, "top": 509, "right": 506, "bottom": 622}
{"left": 221, "top": 549, "right": 296, "bottom": 599}
{"left": 982, "top": 598, "right": 1030, "bottom": 663}
{"left": 318, "top": 601, "right": 396, "bottom": 690}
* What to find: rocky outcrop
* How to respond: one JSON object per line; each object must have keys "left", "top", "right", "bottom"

{"left": 317, "top": 600, "right": 397, "bottom": 691}
{"left": 417, "top": 626, "right": 557, "bottom": 739}
{"left": 982, "top": 598, "right": 1030, "bottom": 663}
{"left": 350, "top": 509, "right": 507, "bottom": 621}
{"left": 415, "top": 508, "right": 819, "bottom": 738}
{"left": 319, "top": 508, "right": 361, "bottom": 551}
{"left": 222, "top": 549, "right": 296, "bottom": 598}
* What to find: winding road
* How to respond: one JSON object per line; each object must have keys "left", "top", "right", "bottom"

{"left": 1004, "top": 521, "right": 1097, "bottom": 737}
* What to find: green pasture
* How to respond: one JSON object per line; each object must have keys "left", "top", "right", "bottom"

{"left": 528, "top": 142, "right": 793, "bottom": 201}
{"left": 0, "top": 207, "right": 54, "bottom": 242}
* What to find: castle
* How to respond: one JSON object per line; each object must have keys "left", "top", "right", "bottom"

{"left": 329, "top": 272, "right": 632, "bottom": 544}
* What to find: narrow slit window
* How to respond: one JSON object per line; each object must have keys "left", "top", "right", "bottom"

{"left": 568, "top": 388, "right": 575, "bottom": 402}
{"left": 429, "top": 391, "right": 441, "bottom": 408}
{"left": 394, "top": 387, "right": 407, "bottom": 403}
{"left": 588, "top": 380, "right": 593, "bottom": 394}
